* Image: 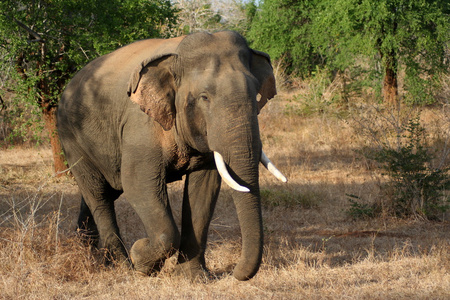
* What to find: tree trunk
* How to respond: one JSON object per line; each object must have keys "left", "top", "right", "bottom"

{"left": 381, "top": 15, "right": 399, "bottom": 107}
{"left": 42, "top": 106, "right": 66, "bottom": 176}
{"left": 383, "top": 62, "right": 399, "bottom": 107}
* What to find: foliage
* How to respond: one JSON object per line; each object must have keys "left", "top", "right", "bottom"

{"left": 287, "top": 67, "right": 346, "bottom": 116}
{"left": 213, "top": 0, "right": 257, "bottom": 35}
{"left": 403, "top": 68, "right": 441, "bottom": 106}
{"left": 311, "top": 0, "right": 449, "bottom": 105}
{"left": 0, "top": 0, "right": 177, "bottom": 142}
{"left": 360, "top": 111, "right": 450, "bottom": 220}
{"left": 0, "top": 95, "right": 43, "bottom": 147}
{"left": 247, "top": 0, "right": 320, "bottom": 76}
{"left": 170, "top": 0, "right": 256, "bottom": 36}
{"left": 170, "top": 0, "right": 222, "bottom": 35}
{"left": 249, "top": 0, "right": 449, "bottom": 104}
{"left": 374, "top": 117, "right": 449, "bottom": 219}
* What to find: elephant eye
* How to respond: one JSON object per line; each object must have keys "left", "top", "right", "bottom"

{"left": 200, "top": 94, "right": 209, "bottom": 102}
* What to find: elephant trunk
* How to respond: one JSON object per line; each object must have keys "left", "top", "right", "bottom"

{"left": 217, "top": 118, "right": 263, "bottom": 280}
{"left": 231, "top": 185, "right": 263, "bottom": 280}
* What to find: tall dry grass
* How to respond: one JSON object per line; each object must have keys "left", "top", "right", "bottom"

{"left": 1, "top": 90, "right": 449, "bottom": 299}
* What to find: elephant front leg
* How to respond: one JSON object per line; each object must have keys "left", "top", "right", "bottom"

{"left": 176, "top": 168, "right": 221, "bottom": 279}
{"left": 124, "top": 183, "right": 181, "bottom": 275}
{"left": 121, "top": 165, "right": 181, "bottom": 275}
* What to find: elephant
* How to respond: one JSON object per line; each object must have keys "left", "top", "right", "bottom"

{"left": 57, "top": 31, "right": 287, "bottom": 281}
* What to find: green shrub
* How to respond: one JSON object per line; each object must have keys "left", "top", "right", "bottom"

{"left": 365, "top": 115, "right": 449, "bottom": 219}
{"left": 0, "top": 93, "right": 44, "bottom": 147}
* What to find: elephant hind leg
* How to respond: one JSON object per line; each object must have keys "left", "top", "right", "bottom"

{"left": 78, "top": 187, "right": 126, "bottom": 262}
{"left": 70, "top": 160, "right": 126, "bottom": 262}
{"left": 77, "top": 196, "right": 100, "bottom": 248}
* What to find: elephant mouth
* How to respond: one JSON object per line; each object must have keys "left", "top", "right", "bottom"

{"left": 213, "top": 150, "right": 287, "bottom": 192}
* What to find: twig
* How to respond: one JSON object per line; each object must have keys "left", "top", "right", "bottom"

{"left": 55, "top": 156, "right": 84, "bottom": 176}
{"left": 55, "top": 192, "right": 64, "bottom": 253}
{"left": 2, "top": 13, "right": 45, "bottom": 43}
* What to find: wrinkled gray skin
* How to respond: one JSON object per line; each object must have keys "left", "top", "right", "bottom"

{"left": 57, "top": 31, "right": 277, "bottom": 281}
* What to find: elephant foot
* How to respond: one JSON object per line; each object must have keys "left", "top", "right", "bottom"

{"left": 99, "top": 233, "right": 129, "bottom": 265}
{"left": 76, "top": 226, "right": 99, "bottom": 248}
{"left": 130, "top": 237, "right": 177, "bottom": 275}
{"left": 173, "top": 260, "right": 211, "bottom": 282}
{"left": 100, "top": 247, "right": 130, "bottom": 268}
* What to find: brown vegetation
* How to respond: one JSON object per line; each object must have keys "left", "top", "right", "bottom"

{"left": 0, "top": 92, "right": 449, "bottom": 299}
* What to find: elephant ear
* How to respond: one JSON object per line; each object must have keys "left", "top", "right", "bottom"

{"left": 250, "top": 49, "right": 277, "bottom": 114}
{"left": 127, "top": 54, "right": 177, "bottom": 131}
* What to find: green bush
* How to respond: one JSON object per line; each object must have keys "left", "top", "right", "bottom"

{"left": 0, "top": 93, "right": 44, "bottom": 147}
{"left": 366, "top": 115, "right": 449, "bottom": 220}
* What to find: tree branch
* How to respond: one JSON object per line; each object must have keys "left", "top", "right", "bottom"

{"left": 2, "top": 13, "right": 45, "bottom": 43}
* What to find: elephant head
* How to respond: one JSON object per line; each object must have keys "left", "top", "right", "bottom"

{"left": 127, "top": 31, "right": 286, "bottom": 280}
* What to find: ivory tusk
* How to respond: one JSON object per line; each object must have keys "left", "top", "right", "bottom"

{"left": 261, "top": 151, "right": 288, "bottom": 183}
{"left": 214, "top": 152, "right": 250, "bottom": 193}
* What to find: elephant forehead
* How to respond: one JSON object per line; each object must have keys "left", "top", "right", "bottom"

{"left": 181, "top": 50, "right": 248, "bottom": 73}
{"left": 185, "top": 52, "right": 252, "bottom": 80}
{"left": 178, "top": 31, "right": 249, "bottom": 53}
{"left": 183, "top": 66, "right": 254, "bottom": 96}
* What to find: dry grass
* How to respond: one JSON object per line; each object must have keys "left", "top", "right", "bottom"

{"left": 1, "top": 92, "right": 449, "bottom": 299}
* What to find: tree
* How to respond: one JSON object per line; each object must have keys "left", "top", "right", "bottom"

{"left": 0, "top": 0, "right": 177, "bottom": 174}
{"left": 213, "top": 0, "right": 257, "bottom": 35}
{"left": 247, "top": 0, "right": 320, "bottom": 76}
{"left": 249, "top": 0, "right": 449, "bottom": 105}
{"left": 169, "top": 0, "right": 256, "bottom": 37}
{"left": 310, "top": 0, "right": 449, "bottom": 105}
{"left": 169, "top": 0, "right": 222, "bottom": 35}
